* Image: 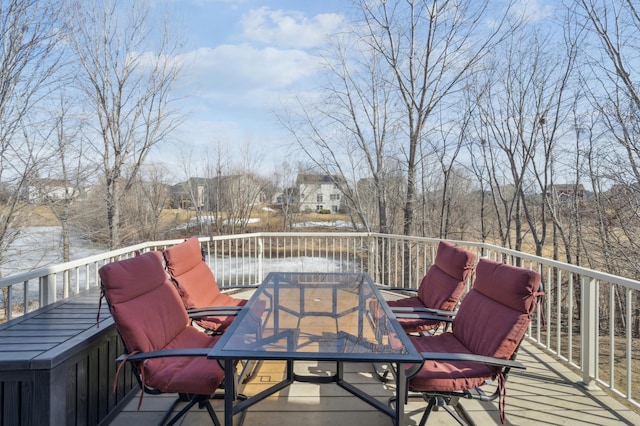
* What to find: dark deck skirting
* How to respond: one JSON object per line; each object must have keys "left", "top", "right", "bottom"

{"left": 0, "top": 289, "right": 137, "bottom": 425}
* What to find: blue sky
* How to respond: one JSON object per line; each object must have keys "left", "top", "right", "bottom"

{"left": 150, "top": 0, "right": 349, "bottom": 180}
{"left": 150, "top": 0, "right": 556, "bottom": 181}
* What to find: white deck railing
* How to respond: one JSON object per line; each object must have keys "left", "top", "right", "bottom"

{"left": 1, "top": 232, "right": 639, "bottom": 409}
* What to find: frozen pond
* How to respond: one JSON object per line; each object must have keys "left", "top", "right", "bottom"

{"left": 0, "top": 226, "right": 106, "bottom": 278}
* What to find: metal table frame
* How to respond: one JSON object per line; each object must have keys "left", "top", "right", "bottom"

{"left": 208, "top": 272, "right": 422, "bottom": 425}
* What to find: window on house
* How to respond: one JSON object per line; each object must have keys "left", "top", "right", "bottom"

{"left": 330, "top": 194, "right": 340, "bottom": 201}
{"left": 316, "top": 205, "right": 323, "bottom": 212}
{"left": 317, "top": 194, "right": 323, "bottom": 202}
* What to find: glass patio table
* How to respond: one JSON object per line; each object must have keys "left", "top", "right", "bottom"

{"left": 208, "top": 272, "right": 422, "bottom": 425}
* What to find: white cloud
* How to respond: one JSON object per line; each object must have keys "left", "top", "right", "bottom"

{"left": 180, "top": 43, "right": 320, "bottom": 92}
{"left": 240, "top": 7, "right": 344, "bottom": 49}
{"left": 510, "top": 0, "right": 555, "bottom": 23}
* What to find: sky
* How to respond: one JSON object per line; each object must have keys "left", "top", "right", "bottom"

{"left": 149, "top": 0, "right": 350, "bottom": 180}
{"left": 147, "top": 0, "right": 557, "bottom": 182}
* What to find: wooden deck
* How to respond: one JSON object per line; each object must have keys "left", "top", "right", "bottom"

{"left": 111, "top": 341, "right": 640, "bottom": 425}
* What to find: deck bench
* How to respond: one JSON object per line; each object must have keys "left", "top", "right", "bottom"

{"left": 0, "top": 288, "right": 137, "bottom": 425}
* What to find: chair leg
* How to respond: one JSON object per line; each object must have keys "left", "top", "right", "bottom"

{"left": 418, "top": 397, "right": 437, "bottom": 426}
{"left": 202, "top": 398, "right": 221, "bottom": 426}
{"left": 420, "top": 396, "right": 474, "bottom": 426}
{"left": 162, "top": 394, "right": 219, "bottom": 426}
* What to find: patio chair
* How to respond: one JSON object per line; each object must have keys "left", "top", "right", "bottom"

{"left": 401, "top": 258, "right": 542, "bottom": 425}
{"left": 99, "top": 251, "right": 225, "bottom": 426}
{"left": 386, "top": 240, "right": 476, "bottom": 334}
{"left": 372, "top": 241, "right": 475, "bottom": 381}
{"left": 163, "top": 237, "right": 247, "bottom": 334}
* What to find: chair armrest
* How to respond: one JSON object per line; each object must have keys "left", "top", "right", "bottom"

{"left": 419, "top": 352, "right": 526, "bottom": 370}
{"left": 391, "top": 307, "right": 457, "bottom": 317}
{"left": 219, "top": 285, "right": 260, "bottom": 290}
{"left": 394, "top": 313, "right": 454, "bottom": 323}
{"left": 188, "top": 306, "right": 244, "bottom": 313}
{"left": 189, "top": 310, "right": 240, "bottom": 319}
{"left": 378, "top": 285, "right": 418, "bottom": 294}
{"left": 187, "top": 306, "right": 242, "bottom": 319}
{"left": 117, "top": 348, "right": 212, "bottom": 363}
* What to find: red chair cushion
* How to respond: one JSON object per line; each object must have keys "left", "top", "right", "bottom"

{"left": 164, "top": 238, "right": 222, "bottom": 309}
{"left": 143, "top": 328, "right": 223, "bottom": 394}
{"left": 452, "top": 258, "right": 541, "bottom": 359}
{"left": 196, "top": 293, "right": 248, "bottom": 332}
{"left": 164, "top": 238, "right": 248, "bottom": 332}
{"left": 417, "top": 241, "right": 476, "bottom": 310}
{"left": 473, "top": 258, "right": 541, "bottom": 314}
{"left": 383, "top": 241, "right": 475, "bottom": 333}
{"left": 100, "top": 252, "right": 190, "bottom": 354}
{"left": 408, "top": 333, "right": 495, "bottom": 392}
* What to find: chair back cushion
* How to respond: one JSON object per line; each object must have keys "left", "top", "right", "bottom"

{"left": 418, "top": 241, "right": 476, "bottom": 311}
{"left": 452, "top": 258, "right": 541, "bottom": 359}
{"left": 99, "top": 251, "right": 190, "bottom": 354}
{"left": 163, "top": 238, "right": 221, "bottom": 309}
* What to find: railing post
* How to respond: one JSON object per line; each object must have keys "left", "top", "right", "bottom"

{"left": 580, "top": 276, "right": 598, "bottom": 390}
{"left": 40, "top": 274, "right": 56, "bottom": 308}
{"left": 258, "top": 236, "right": 264, "bottom": 283}
{"left": 367, "top": 235, "right": 376, "bottom": 281}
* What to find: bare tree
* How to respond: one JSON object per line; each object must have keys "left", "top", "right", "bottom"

{"left": 0, "top": 0, "right": 63, "bottom": 316}
{"left": 38, "top": 95, "right": 91, "bottom": 262}
{"left": 217, "top": 140, "right": 267, "bottom": 235}
{"left": 357, "top": 0, "right": 516, "bottom": 237}
{"left": 66, "top": 0, "right": 183, "bottom": 249}
{"left": 470, "top": 24, "right": 577, "bottom": 255}
{"left": 128, "top": 163, "right": 172, "bottom": 242}
{"left": 278, "top": 36, "right": 400, "bottom": 234}
{"left": 273, "top": 160, "right": 300, "bottom": 231}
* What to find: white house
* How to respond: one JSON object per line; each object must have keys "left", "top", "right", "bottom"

{"left": 296, "top": 174, "right": 345, "bottom": 213}
{"left": 24, "top": 179, "right": 77, "bottom": 204}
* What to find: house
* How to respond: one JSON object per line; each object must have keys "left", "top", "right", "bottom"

{"left": 170, "top": 175, "right": 265, "bottom": 211}
{"left": 170, "top": 177, "right": 212, "bottom": 210}
{"left": 546, "top": 184, "right": 585, "bottom": 205}
{"left": 296, "top": 174, "right": 345, "bottom": 213}
{"left": 23, "top": 179, "right": 77, "bottom": 204}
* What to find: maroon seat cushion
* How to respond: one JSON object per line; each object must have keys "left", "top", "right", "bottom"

{"left": 99, "top": 251, "right": 224, "bottom": 394}
{"left": 408, "top": 333, "right": 495, "bottom": 392}
{"left": 143, "top": 328, "right": 222, "bottom": 394}
{"left": 385, "top": 241, "right": 476, "bottom": 333}
{"left": 164, "top": 238, "right": 247, "bottom": 332}
{"left": 406, "top": 258, "right": 541, "bottom": 392}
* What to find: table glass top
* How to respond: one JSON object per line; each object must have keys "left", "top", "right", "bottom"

{"left": 209, "top": 272, "right": 421, "bottom": 362}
